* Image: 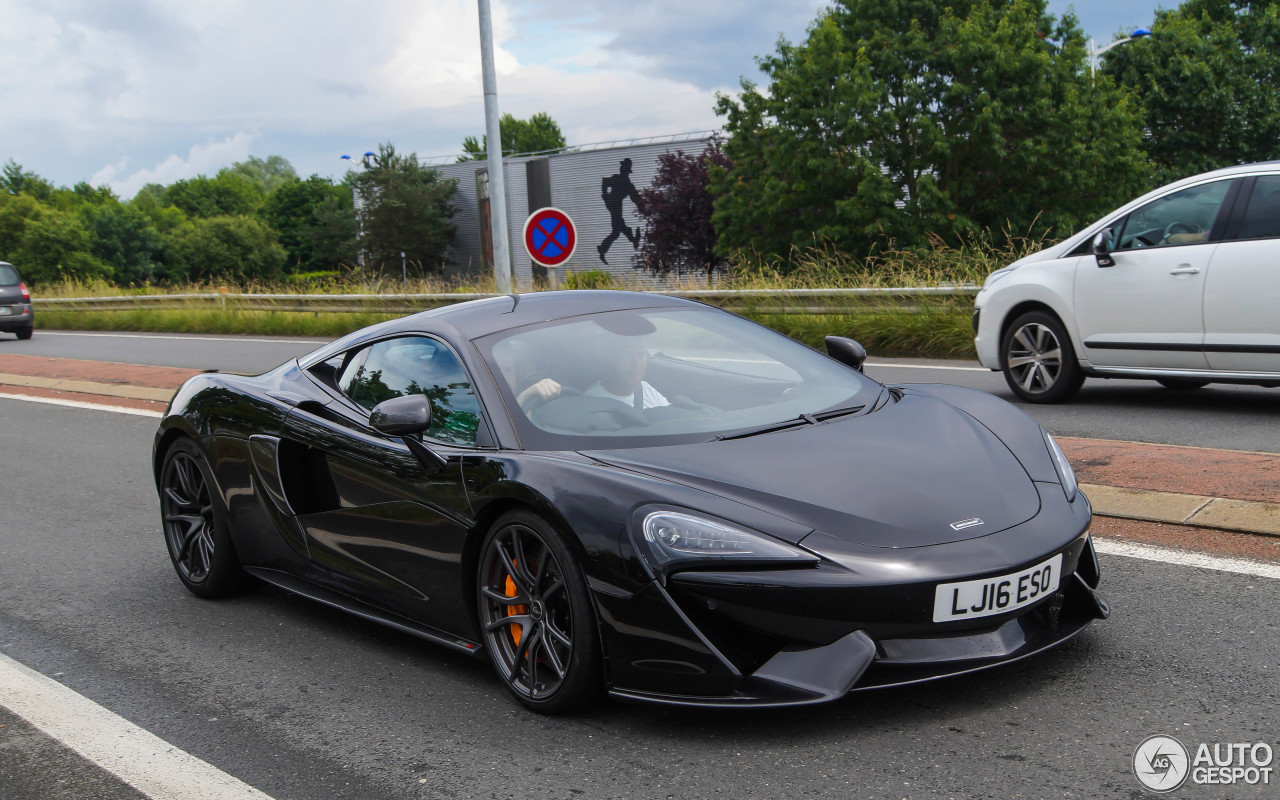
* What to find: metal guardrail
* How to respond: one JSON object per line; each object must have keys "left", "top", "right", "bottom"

{"left": 33, "top": 286, "right": 981, "bottom": 316}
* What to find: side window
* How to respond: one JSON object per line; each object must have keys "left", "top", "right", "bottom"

{"left": 1234, "top": 175, "right": 1280, "bottom": 241}
{"left": 339, "top": 336, "right": 481, "bottom": 446}
{"left": 1114, "top": 180, "right": 1232, "bottom": 251}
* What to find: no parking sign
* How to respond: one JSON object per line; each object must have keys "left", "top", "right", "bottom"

{"left": 523, "top": 207, "right": 577, "bottom": 268}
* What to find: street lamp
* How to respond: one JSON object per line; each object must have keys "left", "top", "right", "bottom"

{"left": 1090, "top": 28, "right": 1151, "bottom": 77}
{"left": 341, "top": 152, "right": 377, "bottom": 269}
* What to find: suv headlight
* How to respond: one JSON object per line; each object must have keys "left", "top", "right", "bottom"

{"left": 634, "top": 509, "right": 818, "bottom": 582}
{"left": 1044, "top": 431, "right": 1078, "bottom": 502}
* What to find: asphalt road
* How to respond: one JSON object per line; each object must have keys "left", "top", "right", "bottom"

{"left": 4, "top": 329, "right": 1280, "bottom": 452}
{"left": 1, "top": 398, "right": 1277, "bottom": 799}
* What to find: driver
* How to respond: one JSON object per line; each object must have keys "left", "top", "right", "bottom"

{"left": 585, "top": 336, "right": 670, "bottom": 410}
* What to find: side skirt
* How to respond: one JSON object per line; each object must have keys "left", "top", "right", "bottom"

{"left": 243, "top": 567, "right": 484, "bottom": 658}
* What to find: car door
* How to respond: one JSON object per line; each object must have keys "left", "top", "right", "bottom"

{"left": 280, "top": 335, "right": 485, "bottom": 638}
{"left": 1074, "top": 178, "right": 1239, "bottom": 370}
{"left": 1202, "top": 173, "right": 1280, "bottom": 374}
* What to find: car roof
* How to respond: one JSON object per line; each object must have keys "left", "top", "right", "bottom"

{"left": 299, "top": 290, "right": 696, "bottom": 367}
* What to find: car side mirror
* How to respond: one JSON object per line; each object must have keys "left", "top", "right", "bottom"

{"left": 825, "top": 336, "right": 867, "bottom": 372}
{"left": 370, "top": 394, "right": 433, "bottom": 437}
{"left": 1092, "top": 229, "right": 1115, "bottom": 268}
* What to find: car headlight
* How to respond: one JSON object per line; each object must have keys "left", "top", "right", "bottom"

{"left": 634, "top": 510, "right": 818, "bottom": 581}
{"left": 1044, "top": 431, "right": 1078, "bottom": 502}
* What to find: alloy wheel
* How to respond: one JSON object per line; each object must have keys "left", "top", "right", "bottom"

{"left": 479, "top": 524, "right": 575, "bottom": 701}
{"left": 161, "top": 451, "right": 217, "bottom": 583}
{"left": 1006, "top": 322, "right": 1064, "bottom": 396}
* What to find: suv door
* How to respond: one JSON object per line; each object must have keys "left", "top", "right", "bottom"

{"left": 281, "top": 335, "right": 485, "bottom": 638}
{"left": 1203, "top": 174, "right": 1280, "bottom": 374}
{"left": 1074, "top": 178, "right": 1238, "bottom": 370}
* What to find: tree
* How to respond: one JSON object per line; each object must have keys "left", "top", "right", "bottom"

{"left": 711, "top": 0, "right": 1150, "bottom": 266}
{"left": 355, "top": 143, "right": 457, "bottom": 276}
{"left": 163, "top": 215, "right": 286, "bottom": 283}
{"left": 81, "top": 203, "right": 165, "bottom": 285}
{"left": 1, "top": 160, "right": 55, "bottom": 202}
{"left": 634, "top": 139, "right": 732, "bottom": 279}
{"left": 459, "top": 112, "right": 567, "bottom": 161}
{"left": 220, "top": 156, "right": 298, "bottom": 196}
{"left": 164, "top": 173, "right": 262, "bottom": 218}
{"left": 14, "top": 208, "right": 112, "bottom": 284}
{"left": 261, "top": 175, "right": 356, "bottom": 272}
{"left": 1103, "top": 0, "right": 1280, "bottom": 184}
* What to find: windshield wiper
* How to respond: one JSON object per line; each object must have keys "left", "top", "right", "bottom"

{"left": 713, "top": 405, "right": 866, "bottom": 441}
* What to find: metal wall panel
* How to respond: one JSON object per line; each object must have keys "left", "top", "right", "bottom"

{"left": 433, "top": 137, "right": 713, "bottom": 289}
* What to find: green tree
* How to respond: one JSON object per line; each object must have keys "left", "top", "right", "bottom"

{"left": 1, "top": 160, "right": 55, "bottom": 202}
{"left": 220, "top": 155, "right": 298, "bottom": 196}
{"left": 459, "top": 112, "right": 567, "bottom": 161}
{"left": 355, "top": 143, "right": 457, "bottom": 276}
{"left": 164, "top": 215, "right": 287, "bottom": 283}
{"left": 82, "top": 203, "right": 165, "bottom": 285}
{"left": 164, "top": 172, "right": 262, "bottom": 218}
{"left": 0, "top": 193, "right": 44, "bottom": 258}
{"left": 712, "top": 0, "right": 1150, "bottom": 265}
{"left": 1103, "top": 0, "right": 1280, "bottom": 184}
{"left": 15, "top": 208, "right": 112, "bottom": 284}
{"left": 260, "top": 175, "right": 356, "bottom": 272}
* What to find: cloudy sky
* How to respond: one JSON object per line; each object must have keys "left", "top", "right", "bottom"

{"left": 1, "top": 0, "right": 1164, "bottom": 198}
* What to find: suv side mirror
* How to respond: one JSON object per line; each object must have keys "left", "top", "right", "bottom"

{"left": 1092, "top": 229, "right": 1115, "bottom": 268}
{"left": 825, "top": 336, "right": 867, "bottom": 372}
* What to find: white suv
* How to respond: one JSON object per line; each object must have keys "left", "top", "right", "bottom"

{"left": 974, "top": 162, "right": 1280, "bottom": 402}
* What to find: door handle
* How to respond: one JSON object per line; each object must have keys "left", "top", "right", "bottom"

{"left": 1169, "top": 266, "right": 1200, "bottom": 275}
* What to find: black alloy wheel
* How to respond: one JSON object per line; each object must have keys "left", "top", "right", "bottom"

{"left": 160, "top": 438, "right": 242, "bottom": 598}
{"left": 477, "top": 511, "right": 601, "bottom": 714}
{"left": 1001, "top": 311, "right": 1085, "bottom": 403}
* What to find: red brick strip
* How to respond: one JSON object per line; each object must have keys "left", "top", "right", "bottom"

{"left": 1059, "top": 437, "right": 1280, "bottom": 505}
{"left": 0, "top": 354, "right": 199, "bottom": 390}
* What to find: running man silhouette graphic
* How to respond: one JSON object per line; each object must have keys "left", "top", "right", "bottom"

{"left": 597, "top": 158, "right": 640, "bottom": 263}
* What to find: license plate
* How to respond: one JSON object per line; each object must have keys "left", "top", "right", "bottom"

{"left": 932, "top": 554, "right": 1062, "bottom": 622}
{"left": 0, "top": 306, "right": 10, "bottom": 315}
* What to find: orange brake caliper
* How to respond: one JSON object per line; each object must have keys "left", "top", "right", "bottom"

{"left": 504, "top": 562, "right": 527, "bottom": 646}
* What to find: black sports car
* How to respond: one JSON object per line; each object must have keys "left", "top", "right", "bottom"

{"left": 153, "top": 290, "right": 1108, "bottom": 713}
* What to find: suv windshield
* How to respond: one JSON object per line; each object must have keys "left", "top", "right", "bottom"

{"left": 477, "top": 306, "right": 880, "bottom": 449}
{"left": 0, "top": 264, "right": 18, "bottom": 286}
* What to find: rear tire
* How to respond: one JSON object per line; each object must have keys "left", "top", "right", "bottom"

{"left": 1001, "top": 311, "right": 1085, "bottom": 403}
{"left": 159, "top": 437, "right": 244, "bottom": 598}
{"left": 1157, "top": 378, "right": 1209, "bottom": 390}
{"left": 477, "top": 510, "right": 602, "bottom": 714}
{"left": 15, "top": 325, "right": 32, "bottom": 340}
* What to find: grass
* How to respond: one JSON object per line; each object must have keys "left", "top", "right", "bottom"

{"left": 31, "top": 235, "right": 1039, "bottom": 357}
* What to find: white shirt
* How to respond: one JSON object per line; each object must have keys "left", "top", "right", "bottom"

{"left": 584, "top": 381, "right": 670, "bottom": 409}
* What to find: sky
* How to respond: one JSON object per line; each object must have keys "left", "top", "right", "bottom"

{"left": 0, "top": 0, "right": 1165, "bottom": 198}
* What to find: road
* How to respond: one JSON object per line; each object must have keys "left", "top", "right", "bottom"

{"left": 5, "top": 329, "right": 1280, "bottom": 452}
{"left": 1, "top": 331, "right": 1278, "bottom": 799}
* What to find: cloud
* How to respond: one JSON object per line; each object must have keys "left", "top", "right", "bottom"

{"left": 95, "top": 132, "right": 258, "bottom": 198}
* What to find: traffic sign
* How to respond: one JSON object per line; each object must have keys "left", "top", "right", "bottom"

{"left": 523, "top": 207, "right": 577, "bottom": 268}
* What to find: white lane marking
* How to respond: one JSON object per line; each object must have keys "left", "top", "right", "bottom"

{"left": 0, "top": 651, "right": 274, "bottom": 800}
{"left": 865, "top": 361, "right": 990, "bottom": 372}
{"left": 1095, "top": 538, "right": 1280, "bottom": 580}
{"left": 0, "top": 392, "right": 163, "bottom": 418}
{"left": 36, "top": 330, "right": 322, "bottom": 345}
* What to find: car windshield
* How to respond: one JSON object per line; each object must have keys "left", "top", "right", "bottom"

{"left": 476, "top": 306, "right": 881, "bottom": 449}
{"left": 0, "top": 265, "right": 18, "bottom": 286}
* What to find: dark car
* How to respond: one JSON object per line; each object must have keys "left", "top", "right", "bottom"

{"left": 153, "top": 291, "right": 1108, "bottom": 713}
{"left": 0, "top": 262, "right": 34, "bottom": 340}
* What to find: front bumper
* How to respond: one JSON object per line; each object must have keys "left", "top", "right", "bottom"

{"left": 597, "top": 487, "right": 1105, "bottom": 707}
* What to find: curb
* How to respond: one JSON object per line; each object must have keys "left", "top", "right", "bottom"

{"left": 0, "top": 373, "right": 174, "bottom": 403}
{"left": 1083, "top": 483, "right": 1280, "bottom": 539}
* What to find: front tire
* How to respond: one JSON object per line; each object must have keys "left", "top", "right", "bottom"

{"left": 477, "top": 511, "right": 602, "bottom": 714}
{"left": 1001, "top": 311, "right": 1085, "bottom": 403}
{"left": 159, "top": 437, "right": 244, "bottom": 598}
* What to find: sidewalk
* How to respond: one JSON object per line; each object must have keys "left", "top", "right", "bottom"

{"left": 2, "top": 354, "right": 1277, "bottom": 541}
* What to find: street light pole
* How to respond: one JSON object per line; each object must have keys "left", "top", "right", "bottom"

{"left": 1090, "top": 28, "right": 1151, "bottom": 78}
{"left": 477, "top": 0, "right": 513, "bottom": 294}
